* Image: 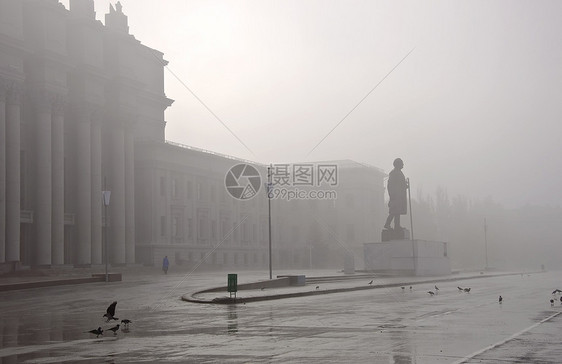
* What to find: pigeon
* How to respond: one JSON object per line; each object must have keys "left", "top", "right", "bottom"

{"left": 401, "top": 286, "right": 405, "bottom": 291}
{"left": 107, "top": 324, "right": 120, "bottom": 335}
{"left": 550, "top": 299, "right": 555, "bottom": 306}
{"left": 457, "top": 286, "right": 464, "bottom": 291}
{"left": 315, "top": 286, "right": 320, "bottom": 290}
{"left": 121, "top": 319, "right": 132, "bottom": 328}
{"left": 260, "top": 287, "right": 265, "bottom": 291}
{"left": 499, "top": 296, "right": 502, "bottom": 304}
{"left": 435, "top": 285, "right": 439, "bottom": 292}
{"left": 552, "top": 289, "right": 562, "bottom": 295}
{"left": 368, "top": 280, "right": 373, "bottom": 285}
{"left": 427, "top": 291, "right": 435, "bottom": 296}
{"left": 560, "top": 296, "right": 562, "bottom": 304}
{"left": 86, "top": 327, "right": 103, "bottom": 338}
{"left": 464, "top": 288, "right": 471, "bottom": 293}
{"left": 409, "top": 286, "right": 412, "bottom": 290}
{"left": 103, "top": 301, "right": 119, "bottom": 322}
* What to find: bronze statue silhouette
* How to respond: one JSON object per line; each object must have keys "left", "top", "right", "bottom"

{"left": 384, "top": 158, "right": 407, "bottom": 230}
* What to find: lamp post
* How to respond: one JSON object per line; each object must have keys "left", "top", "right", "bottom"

{"left": 102, "top": 188, "right": 111, "bottom": 282}
{"left": 407, "top": 178, "right": 414, "bottom": 240}
{"left": 484, "top": 218, "right": 488, "bottom": 270}
{"left": 267, "top": 164, "right": 273, "bottom": 280}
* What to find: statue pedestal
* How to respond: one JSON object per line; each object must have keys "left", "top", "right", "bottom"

{"left": 363, "top": 239, "right": 451, "bottom": 276}
{"left": 381, "top": 228, "right": 410, "bottom": 242}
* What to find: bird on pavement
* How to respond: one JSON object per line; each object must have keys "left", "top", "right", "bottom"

{"left": 550, "top": 299, "right": 555, "bottom": 306}
{"left": 457, "top": 286, "right": 463, "bottom": 292}
{"left": 464, "top": 288, "right": 471, "bottom": 293}
{"left": 121, "top": 319, "right": 132, "bottom": 328}
{"left": 409, "top": 286, "right": 412, "bottom": 291}
{"left": 499, "top": 296, "right": 502, "bottom": 304}
{"left": 103, "top": 301, "right": 119, "bottom": 322}
{"left": 427, "top": 291, "right": 435, "bottom": 296}
{"left": 85, "top": 327, "right": 103, "bottom": 338}
{"left": 435, "top": 285, "right": 439, "bottom": 292}
{"left": 107, "top": 324, "right": 120, "bottom": 335}
{"left": 560, "top": 296, "right": 562, "bottom": 305}
{"left": 368, "top": 280, "right": 373, "bottom": 285}
{"left": 401, "top": 286, "right": 405, "bottom": 291}
{"left": 315, "top": 286, "right": 320, "bottom": 290}
{"left": 552, "top": 289, "right": 562, "bottom": 295}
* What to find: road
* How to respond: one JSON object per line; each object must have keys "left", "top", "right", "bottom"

{"left": 1, "top": 270, "right": 561, "bottom": 363}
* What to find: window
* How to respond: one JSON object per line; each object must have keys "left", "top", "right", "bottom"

{"left": 187, "top": 180, "right": 193, "bottom": 199}
{"left": 160, "top": 176, "right": 166, "bottom": 196}
{"left": 232, "top": 222, "right": 238, "bottom": 243}
{"left": 171, "top": 178, "right": 177, "bottom": 199}
{"left": 160, "top": 216, "right": 166, "bottom": 236}
{"left": 172, "top": 216, "right": 178, "bottom": 237}
{"left": 187, "top": 218, "right": 193, "bottom": 239}
{"left": 211, "top": 220, "right": 217, "bottom": 241}
{"left": 198, "top": 215, "right": 207, "bottom": 241}
{"left": 220, "top": 218, "right": 229, "bottom": 242}
{"left": 242, "top": 223, "right": 248, "bottom": 242}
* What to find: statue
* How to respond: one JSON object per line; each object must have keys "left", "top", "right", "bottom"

{"left": 384, "top": 158, "right": 407, "bottom": 230}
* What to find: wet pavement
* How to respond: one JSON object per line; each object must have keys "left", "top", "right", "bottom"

{"left": 0, "top": 269, "right": 561, "bottom": 363}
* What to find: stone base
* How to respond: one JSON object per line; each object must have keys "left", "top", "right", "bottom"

{"left": 363, "top": 239, "right": 451, "bottom": 276}
{"left": 381, "top": 228, "right": 410, "bottom": 242}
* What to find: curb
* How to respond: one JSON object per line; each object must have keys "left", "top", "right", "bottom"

{"left": 0, "top": 273, "right": 122, "bottom": 291}
{"left": 182, "top": 271, "right": 537, "bottom": 304}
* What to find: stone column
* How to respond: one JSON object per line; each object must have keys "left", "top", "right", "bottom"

{"left": 109, "top": 125, "right": 126, "bottom": 264}
{"left": 90, "top": 117, "right": 102, "bottom": 264}
{"left": 51, "top": 97, "right": 65, "bottom": 265}
{"left": 76, "top": 108, "right": 92, "bottom": 265}
{"left": 34, "top": 91, "right": 53, "bottom": 266}
{"left": 124, "top": 127, "right": 135, "bottom": 264}
{"left": 5, "top": 85, "right": 21, "bottom": 262}
{"left": 0, "top": 80, "right": 7, "bottom": 263}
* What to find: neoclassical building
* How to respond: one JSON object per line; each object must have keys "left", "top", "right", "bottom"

{"left": 1, "top": 0, "right": 386, "bottom": 270}
{"left": 0, "top": 0, "right": 172, "bottom": 267}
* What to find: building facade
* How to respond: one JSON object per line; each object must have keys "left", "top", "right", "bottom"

{"left": 1, "top": 0, "right": 386, "bottom": 271}
{"left": 137, "top": 149, "right": 387, "bottom": 270}
{"left": 0, "top": 0, "right": 172, "bottom": 267}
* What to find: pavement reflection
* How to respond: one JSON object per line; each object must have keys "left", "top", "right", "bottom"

{"left": 0, "top": 270, "right": 561, "bottom": 363}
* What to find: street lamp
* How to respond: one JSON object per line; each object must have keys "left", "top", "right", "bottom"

{"left": 407, "top": 177, "right": 414, "bottom": 240}
{"left": 267, "top": 164, "right": 273, "bottom": 280}
{"left": 102, "top": 189, "right": 111, "bottom": 282}
{"left": 484, "top": 218, "right": 488, "bottom": 270}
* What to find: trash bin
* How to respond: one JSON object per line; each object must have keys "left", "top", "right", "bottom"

{"left": 227, "top": 273, "right": 237, "bottom": 298}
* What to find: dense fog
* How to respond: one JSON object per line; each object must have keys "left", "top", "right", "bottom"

{"left": 54, "top": 0, "right": 562, "bottom": 270}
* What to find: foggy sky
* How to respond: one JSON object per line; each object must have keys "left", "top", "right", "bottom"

{"left": 60, "top": 0, "right": 562, "bottom": 208}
